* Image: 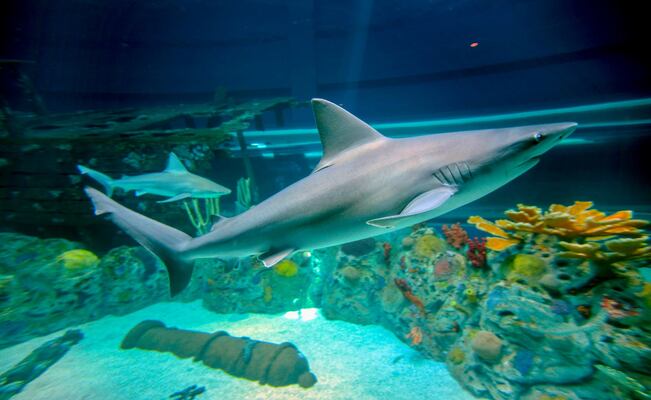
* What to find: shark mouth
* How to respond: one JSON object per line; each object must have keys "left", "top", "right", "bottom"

{"left": 515, "top": 157, "right": 540, "bottom": 173}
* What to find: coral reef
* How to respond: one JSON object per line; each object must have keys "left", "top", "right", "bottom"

{"left": 200, "top": 252, "right": 316, "bottom": 314}
{"left": 121, "top": 320, "right": 317, "bottom": 388}
{"left": 322, "top": 201, "right": 651, "bottom": 399}
{"left": 0, "top": 233, "right": 170, "bottom": 348}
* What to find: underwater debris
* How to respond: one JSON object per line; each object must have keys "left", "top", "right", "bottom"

{"left": 0, "top": 329, "right": 83, "bottom": 399}
{"left": 121, "top": 320, "right": 317, "bottom": 388}
{"left": 169, "top": 385, "right": 205, "bottom": 400}
{"left": 442, "top": 223, "right": 469, "bottom": 250}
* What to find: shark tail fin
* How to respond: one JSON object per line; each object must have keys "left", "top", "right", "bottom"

{"left": 84, "top": 187, "right": 194, "bottom": 297}
{"left": 78, "top": 165, "right": 115, "bottom": 196}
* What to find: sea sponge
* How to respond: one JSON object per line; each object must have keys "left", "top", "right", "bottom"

{"left": 471, "top": 331, "right": 502, "bottom": 363}
{"left": 56, "top": 249, "right": 99, "bottom": 271}
{"left": 340, "top": 266, "right": 361, "bottom": 282}
{"left": 502, "top": 254, "right": 547, "bottom": 282}
{"left": 414, "top": 234, "right": 446, "bottom": 258}
{"left": 273, "top": 259, "right": 298, "bottom": 277}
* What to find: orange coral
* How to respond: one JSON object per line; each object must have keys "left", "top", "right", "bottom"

{"left": 406, "top": 326, "right": 423, "bottom": 346}
{"left": 468, "top": 202, "right": 649, "bottom": 252}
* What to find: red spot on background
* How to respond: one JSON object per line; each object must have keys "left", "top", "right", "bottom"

{"left": 470, "top": 42, "right": 479, "bottom": 48}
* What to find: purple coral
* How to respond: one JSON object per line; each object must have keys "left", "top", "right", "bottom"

{"left": 551, "top": 300, "right": 570, "bottom": 316}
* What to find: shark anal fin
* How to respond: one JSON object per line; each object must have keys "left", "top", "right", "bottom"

{"left": 259, "top": 248, "right": 295, "bottom": 268}
{"left": 367, "top": 187, "right": 456, "bottom": 228}
{"left": 157, "top": 193, "right": 192, "bottom": 203}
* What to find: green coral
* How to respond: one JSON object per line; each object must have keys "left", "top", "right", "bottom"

{"left": 501, "top": 254, "right": 547, "bottom": 282}
{"left": 448, "top": 346, "right": 465, "bottom": 364}
{"left": 274, "top": 259, "right": 299, "bottom": 277}
{"left": 56, "top": 249, "right": 99, "bottom": 272}
{"left": 414, "top": 234, "right": 447, "bottom": 258}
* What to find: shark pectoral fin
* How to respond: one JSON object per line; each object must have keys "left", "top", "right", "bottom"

{"left": 259, "top": 248, "right": 295, "bottom": 268}
{"left": 366, "top": 187, "right": 457, "bottom": 228}
{"left": 157, "top": 193, "right": 192, "bottom": 203}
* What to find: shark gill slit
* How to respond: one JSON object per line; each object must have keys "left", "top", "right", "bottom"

{"left": 459, "top": 162, "right": 472, "bottom": 181}
{"left": 441, "top": 166, "right": 454, "bottom": 185}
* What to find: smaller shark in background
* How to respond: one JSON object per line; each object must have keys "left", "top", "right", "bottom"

{"left": 78, "top": 153, "right": 231, "bottom": 203}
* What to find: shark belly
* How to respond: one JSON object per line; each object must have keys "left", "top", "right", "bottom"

{"left": 184, "top": 156, "right": 429, "bottom": 259}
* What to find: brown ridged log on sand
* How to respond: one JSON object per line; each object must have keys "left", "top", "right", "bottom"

{"left": 120, "top": 320, "right": 317, "bottom": 388}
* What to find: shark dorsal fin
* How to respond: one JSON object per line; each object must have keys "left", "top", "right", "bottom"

{"left": 165, "top": 153, "right": 188, "bottom": 173}
{"left": 311, "top": 99, "right": 386, "bottom": 172}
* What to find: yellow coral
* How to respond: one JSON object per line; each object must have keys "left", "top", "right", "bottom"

{"left": 56, "top": 249, "right": 99, "bottom": 271}
{"left": 503, "top": 254, "right": 547, "bottom": 281}
{"left": 413, "top": 234, "right": 447, "bottom": 258}
{"left": 263, "top": 286, "right": 273, "bottom": 303}
{"left": 469, "top": 202, "right": 649, "bottom": 244}
{"left": 273, "top": 259, "right": 299, "bottom": 277}
{"left": 448, "top": 347, "right": 465, "bottom": 364}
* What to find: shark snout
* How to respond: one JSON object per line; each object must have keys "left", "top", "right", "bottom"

{"left": 549, "top": 122, "right": 578, "bottom": 140}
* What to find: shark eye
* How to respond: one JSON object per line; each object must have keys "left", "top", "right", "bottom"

{"left": 534, "top": 132, "right": 543, "bottom": 142}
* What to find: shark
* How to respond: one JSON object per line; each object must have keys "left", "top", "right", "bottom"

{"left": 78, "top": 153, "right": 231, "bottom": 203}
{"left": 84, "top": 99, "right": 577, "bottom": 296}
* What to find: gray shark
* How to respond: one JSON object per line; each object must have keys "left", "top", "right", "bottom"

{"left": 84, "top": 99, "right": 577, "bottom": 296}
{"left": 78, "top": 153, "right": 231, "bottom": 203}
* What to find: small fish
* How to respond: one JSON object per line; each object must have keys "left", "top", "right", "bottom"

{"left": 79, "top": 153, "right": 230, "bottom": 203}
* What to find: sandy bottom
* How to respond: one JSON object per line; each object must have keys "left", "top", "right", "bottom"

{"left": 0, "top": 301, "right": 473, "bottom": 400}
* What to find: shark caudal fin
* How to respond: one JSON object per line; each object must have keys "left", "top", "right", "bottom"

{"left": 78, "top": 165, "right": 115, "bottom": 196}
{"left": 84, "top": 187, "right": 194, "bottom": 297}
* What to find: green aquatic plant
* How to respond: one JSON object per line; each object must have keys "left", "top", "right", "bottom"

{"left": 183, "top": 197, "right": 220, "bottom": 235}
{"left": 235, "top": 177, "right": 252, "bottom": 213}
